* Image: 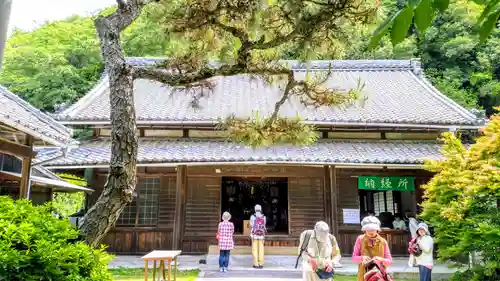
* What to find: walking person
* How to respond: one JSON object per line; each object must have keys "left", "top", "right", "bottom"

{"left": 352, "top": 216, "right": 393, "bottom": 281}
{"left": 415, "top": 223, "right": 434, "bottom": 281}
{"left": 217, "top": 211, "right": 234, "bottom": 273}
{"left": 297, "top": 221, "right": 336, "bottom": 281}
{"left": 250, "top": 204, "right": 266, "bottom": 268}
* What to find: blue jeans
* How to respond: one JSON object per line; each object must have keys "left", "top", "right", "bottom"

{"left": 419, "top": 265, "right": 432, "bottom": 281}
{"left": 219, "top": 250, "right": 230, "bottom": 268}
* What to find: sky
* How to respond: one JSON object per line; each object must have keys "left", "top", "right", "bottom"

{"left": 8, "top": 0, "right": 116, "bottom": 35}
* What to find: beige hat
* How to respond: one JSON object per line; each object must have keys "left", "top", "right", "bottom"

{"left": 361, "top": 216, "right": 381, "bottom": 232}
{"left": 314, "top": 221, "right": 330, "bottom": 242}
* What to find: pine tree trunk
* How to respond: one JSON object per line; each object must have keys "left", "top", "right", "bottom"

{"left": 78, "top": 13, "right": 139, "bottom": 247}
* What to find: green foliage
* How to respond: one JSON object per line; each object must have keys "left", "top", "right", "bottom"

{"left": 0, "top": 15, "right": 104, "bottom": 112}
{"left": 421, "top": 113, "right": 500, "bottom": 281}
{"left": 417, "top": 0, "right": 500, "bottom": 114}
{"left": 221, "top": 111, "right": 318, "bottom": 147}
{"left": 371, "top": 0, "right": 500, "bottom": 46}
{"left": 52, "top": 174, "right": 87, "bottom": 218}
{"left": 0, "top": 196, "right": 112, "bottom": 281}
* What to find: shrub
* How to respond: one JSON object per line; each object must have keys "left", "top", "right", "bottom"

{"left": 0, "top": 196, "right": 112, "bottom": 281}
{"left": 421, "top": 113, "right": 500, "bottom": 281}
{"left": 53, "top": 173, "right": 87, "bottom": 217}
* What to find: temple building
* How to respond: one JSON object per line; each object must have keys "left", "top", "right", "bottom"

{"left": 38, "top": 58, "right": 484, "bottom": 256}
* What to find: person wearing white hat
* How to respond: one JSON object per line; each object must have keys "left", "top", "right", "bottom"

{"left": 415, "top": 223, "right": 434, "bottom": 281}
{"left": 250, "top": 204, "right": 267, "bottom": 268}
{"left": 352, "top": 216, "right": 393, "bottom": 281}
{"left": 297, "top": 221, "right": 335, "bottom": 281}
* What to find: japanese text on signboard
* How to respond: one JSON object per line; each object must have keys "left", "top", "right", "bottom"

{"left": 358, "top": 176, "right": 415, "bottom": 191}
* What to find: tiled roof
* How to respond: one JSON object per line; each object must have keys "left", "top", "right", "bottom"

{"left": 36, "top": 138, "right": 445, "bottom": 167}
{"left": 56, "top": 58, "right": 482, "bottom": 127}
{"left": 0, "top": 85, "right": 75, "bottom": 147}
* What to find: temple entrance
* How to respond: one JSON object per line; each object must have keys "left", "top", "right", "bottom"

{"left": 221, "top": 177, "right": 289, "bottom": 234}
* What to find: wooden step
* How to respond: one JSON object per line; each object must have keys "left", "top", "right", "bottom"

{"left": 208, "top": 245, "right": 297, "bottom": 255}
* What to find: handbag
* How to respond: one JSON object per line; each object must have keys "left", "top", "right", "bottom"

{"left": 408, "top": 238, "right": 422, "bottom": 257}
{"left": 315, "top": 268, "right": 335, "bottom": 280}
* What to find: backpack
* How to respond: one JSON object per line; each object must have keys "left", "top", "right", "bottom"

{"left": 295, "top": 230, "right": 313, "bottom": 268}
{"left": 251, "top": 215, "right": 266, "bottom": 236}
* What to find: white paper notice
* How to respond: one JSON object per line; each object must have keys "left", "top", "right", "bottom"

{"left": 343, "top": 209, "right": 361, "bottom": 224}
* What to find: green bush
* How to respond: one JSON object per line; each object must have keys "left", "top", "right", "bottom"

{"left": 0, "top": 196, "right": 112, "bottom": 281}
{"left": 421, "top": 113, "right": 500, "bottom": 281}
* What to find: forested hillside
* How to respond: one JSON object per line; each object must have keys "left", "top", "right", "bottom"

{"left": 0, "top": 0, "right": 498, "bottom": 115}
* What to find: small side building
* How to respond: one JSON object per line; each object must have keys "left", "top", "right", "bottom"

{"left": 42, "top": 59, "right": 484, "bottom": 256}
{"left": 0, "top": 85, "right": 92, "bottom": 203}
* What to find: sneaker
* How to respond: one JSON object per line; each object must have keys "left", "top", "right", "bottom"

{"left": 219, "top": 268, "right": 224, "bottom": 272}
{"left": 258, "top": 265, "right": 264, "bottom": 269}
{"left": 253, "top": 265, "right": 259, "bottom": 269}
{"left": 223, "top": 267, "right": 228, "bottom": 272}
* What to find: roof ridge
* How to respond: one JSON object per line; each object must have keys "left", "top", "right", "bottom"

{"left": 124, "top": 56, "right": 419, "bottom": 71}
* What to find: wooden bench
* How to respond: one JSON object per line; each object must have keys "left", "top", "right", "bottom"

{"left": 142, "top": 250, "right": 181, "bottom": 281}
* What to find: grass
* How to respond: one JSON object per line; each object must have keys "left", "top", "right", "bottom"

{"left": 110, "top": 268, "right": 418, "bottom": 281}
{"left": 110, "top": 268, "right": 199, "bottom": 281}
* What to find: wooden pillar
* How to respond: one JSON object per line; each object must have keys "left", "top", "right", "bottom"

{"left": 323, "top": 166, "right": 331, "bottom": 226}
{"left": 19, "top": 136, "right": 33, "bottom": 199}
{"left": 172, "top": 165, "right": 187, "bottom": 250}
{"left": 83, "top": 168, "right": 95, "bottom": 210}
{"left": 329, "top": 166, "right": 339, "bottom": 238}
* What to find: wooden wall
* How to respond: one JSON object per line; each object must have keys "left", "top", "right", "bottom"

{"left": 86, "top": 165, "right": 431, "bottom": 256}
{"left": 182, "top": 177, "right": 221, "bottom": 253}
{"left": 289, "top": 177, "right": 326, "bottom": 235}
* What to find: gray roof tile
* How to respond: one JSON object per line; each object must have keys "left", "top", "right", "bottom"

{"left": 57, "top": 59, "right": 481, "bottom": 127}
{"left": 0, "top": 85, "right": 75, "bottom": 147}
{"left": 37, "top": 138, "right": 445, "bottom": 167}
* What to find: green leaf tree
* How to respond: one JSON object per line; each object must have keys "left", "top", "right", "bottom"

{"left": 371, "top": 0, "right": 500, "bottom": 46}
{"left": 421, "top": 112, "right": 500, "bottom": 281}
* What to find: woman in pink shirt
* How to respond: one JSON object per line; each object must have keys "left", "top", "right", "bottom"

{"left": 217, "top": 212, "right": 234, "bottom": 273}
{"left": 352, "top": 216, "right": 392, "bottom": 281}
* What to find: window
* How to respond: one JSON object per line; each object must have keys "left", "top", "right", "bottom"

{"left": 373, "top": 191, "right": 397, "bottom": 215}
{"left": 116, "top": 178, "right": 160, "bottom": 227}
{"left": 0, "top": 153, "right": 22, "bottom": 173}
{"left": 116, "top": 201, "right": 137, "bottom": 226}
{"left": 138, "top": 178, "right": 160, "bottom": 226}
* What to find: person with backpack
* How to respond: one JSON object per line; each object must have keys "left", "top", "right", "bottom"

{"left": 296, "top": 221, "right": 336, "bottom": 281}
{"left": 250, "top": 204, "right": 266, "bottom": 268}
{"left": 352, "top": 216, "right": 393, "bottom": 281}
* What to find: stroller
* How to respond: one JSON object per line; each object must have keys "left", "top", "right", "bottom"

{"left": 364, "top": 259, "right": 393, "bottom": 281}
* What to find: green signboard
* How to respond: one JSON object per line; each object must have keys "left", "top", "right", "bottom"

{"left": 358, "top": 176, "right": 415, "bottom": 191}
